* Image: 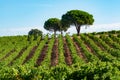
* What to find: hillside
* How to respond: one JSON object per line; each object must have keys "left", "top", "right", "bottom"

{"left": 0, "top": 30, "right": 120, "bottom": 80}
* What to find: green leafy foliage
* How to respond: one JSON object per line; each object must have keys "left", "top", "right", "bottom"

{"left": 0, "top": 30, "right": 120, "bottom": 79}
{"left": 28, "top": 29, "right": 43, "bottom": 40}
{"left": 61, "top": 10, "right": 94, "bottom": 35}
{"left": 44, "top": 18, "right": 61, "bottom": 37}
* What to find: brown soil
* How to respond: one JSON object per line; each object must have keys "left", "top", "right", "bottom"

{"left": 51, "top": 39, "right": 59, "bottom": 66}
{"left": 84, "top": 42, "right": 98, "bottom": 56}
{"left": 100, "top": 38, "right": 113, "bottom": 48}
{"left": 36, "top": 44, "right": 48, "bottom": 66}
{"left": 88, "top": 36, "right": 105, "bottom": 51}
{"left": 63, "top": 38, "right": 72, "bottom": 65}
{"left": 85, "top": 43, "right": 93, "bottom": 53}
{"left": 95, "top": 42, "right": 105, "bottom": 51}
{"left": 84, "top": 41, "right": 101, "bottom": 59}
{"left": 0, "top": 49, "right": 16, "bottom": 61}
{"left": 73, "top": 40, "right": 88, "bottom": 62}
{"left": 22, "top": 46, "right": 38, "bottom": 64}
{"left": 9, "top": 47, "right": 27, "bottom": 65}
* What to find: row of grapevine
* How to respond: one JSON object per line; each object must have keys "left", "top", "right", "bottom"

{"left": 58, "top": 35, "right": 66, "bottom": 65}
{"left": 51, "top": 38, "right": 59, "bottom": 66}
{"left": 41, "top": 35, "right": 55, "bottom": 67}
{"left": 30, "top": 36, "right": 48, "bottom": 66}
{"left": 87, "top": 34, "right": 120, "bottom": 60}
{"left": 0, "top": 36, "right": 24, "bottom": 60}
{"left": 109, "top": 34, "right": 120, "bottom": 45}
{"left": 0, "top": 32, "right": 120, "bottom": 79}
{"left": 63, "top": 37, "right": 72, "bottom": 65}
{"left": 92, "top": 30, "right": 120, "bottom": 35}
{"left": 11, "top": 40, "right": 37, "bottom": 66}
{"left": 80, "top": 34, "right": 116, "bottom": 62}
{"left": 100, "top": 35, "right": 120, "bottom": 49}
{"left": 65, "top": 34, "right": 84, "bottom": 64}
{"left": 72, "top": 34, "right": 99, "bottom": 62}
{"left": 0, "top": 36, "right": 28, "bottom": 66}
{"left": 1, "top": 60, "right": 120, "bottom": 80}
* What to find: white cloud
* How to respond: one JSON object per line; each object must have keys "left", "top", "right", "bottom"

{"left": 0, "top": 27, "right": 48, "bottom": 36}
{"left": 0, "top": 23, "right": 120, "bottom": 36}
{"left": 67, "top": 23, "right": 120, "bottom": 34}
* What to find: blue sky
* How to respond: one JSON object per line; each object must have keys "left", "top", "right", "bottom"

{"left": 0, "top": 0, "right": 120, "bottom": 36}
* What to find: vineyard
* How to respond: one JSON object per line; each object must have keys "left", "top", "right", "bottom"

{"left": 0, "top": 30, "right": 120, "bottom": 80}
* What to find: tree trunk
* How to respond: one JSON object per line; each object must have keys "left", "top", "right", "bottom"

{"left": 54, "top": 30, "right": 56, "bottom": 38}
{"left": 61, "top": 31, "right": 63, "bottom": 35}
{"left": 60, "top": 26, "right": 63, "bottom": 35}
{"left": 76, "top": 25, "right": 81, "bottom": 36}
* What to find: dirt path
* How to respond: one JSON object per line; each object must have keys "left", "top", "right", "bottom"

{"left": 51, "top": 39, "right": 59, "bottom": 66}
{"left": 9, "top": 47, "right": 27, "bottom": 65}
{"left": 63, "top": 38, "right": 72, "bottom": 66}
{"left": 95, "top": 42, "right": 105, "bottom": 51}
{"left": 86, "top": 35, "right": 106, "bottom": 51}
{"left": 84, "top": 42, "right": 100, "bottom": 58}
{"left": 77, "top": 36, "right": 95, "bottom": 54}
{"left": 36, "top": 44, "right": 48, "bottom": 66}
{"left": 22, "top": 46, "right": 38, "bottom": 64}
{"left": 73, "top": 40, "right": 88, "bottom": 62}
{"left": 0, "top": 49, "right": 16, "bottom": 61}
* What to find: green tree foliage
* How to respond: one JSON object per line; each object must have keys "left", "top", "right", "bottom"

{"left": 28, "top": 29, "right": 42, "bottom": 40}
{"left": 60, "top": 21, "right": 69, "bottom": 34}
{"left": 61, "top": 10, "right": 94, "bottom": 35}
{"left": 44, "top": 18, "right": 61, "bottom": 37}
